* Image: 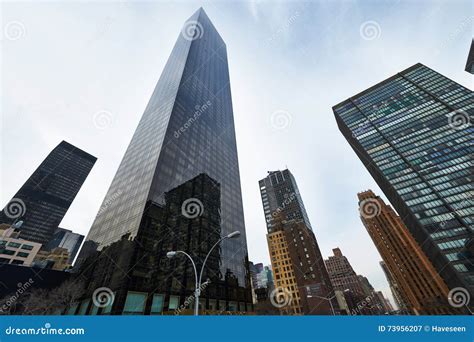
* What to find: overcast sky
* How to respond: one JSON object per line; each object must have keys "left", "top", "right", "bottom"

{"left": 1, "top": 0, "right": 472, "bottom": 307}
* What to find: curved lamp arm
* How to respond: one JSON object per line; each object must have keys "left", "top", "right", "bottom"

{"left": 174, "top": 251, "right": 198, "bottom": 295}
{"left": 198, "top": 231, "right": 241, "bottom": 294}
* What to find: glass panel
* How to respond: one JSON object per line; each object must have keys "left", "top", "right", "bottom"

{"left": 78, "top": 299, "right": 89, "bottom": 315}
{"left": 66, "top": 303, "right": 78, "bottom": 315}
{"left": 151, "top": 294, "right": 164, "bottom": 314}
{"left": 123, "top": 291, "right": 147, "bottom": 314}
{"left": 168, "top": 295, "right": 179, "bottom": 310}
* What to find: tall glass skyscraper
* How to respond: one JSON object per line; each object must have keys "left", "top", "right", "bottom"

{"left": 76, "top": 8, "right": 251, "bottom": 314}
{"left": 0, "top": 141, "right": 96, "bottom": 246}
{"left": 333, "top": 63, "right": 473, "bottom": 303}
{"left": 259, "top": 169, "right": 312, "bottom": 233}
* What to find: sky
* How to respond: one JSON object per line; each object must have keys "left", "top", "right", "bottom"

{"left": 1, "top": 0, "right": 472, "bottom": 308}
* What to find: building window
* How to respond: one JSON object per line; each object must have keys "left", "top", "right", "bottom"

{"left": 101, "top": 294, "right": 115, "bottom": 315}
{"left": 151, "top": 294, "right": 164, "bottom": 314}
{"left": 168, "top": 295, "right": 180, "bottom": 310}
{"left": 21, "top": 245, "right": 34, "bottom": 251}
{"left": 7, "top": 242, "right": 21, "bottom": 248}
{"left": 78, "top": 299, "right": 90, "bottom": 315}
{"left": 16, "top": 252, "right": 29, "bottom": 258}
{"left": 1, "top": 249, "right": 15, "bottom": 255}
{"left": 123, "top": 291, "right": 147, "bottom": 314}
{"left": 66, "top": 303, "right": 78, "bottom": 315}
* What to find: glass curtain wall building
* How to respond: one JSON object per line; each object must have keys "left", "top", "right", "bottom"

{"left": 259, "top": 169, "right": 313, "bottom": 233}
{"left": 333, "top": 63, "right": 473, "bottom": 305}
{"left": 76, "top": 8, "right": 251, "bottom": 314}
{"left": 0, "top": 141, "right": 96, "bottom": 246}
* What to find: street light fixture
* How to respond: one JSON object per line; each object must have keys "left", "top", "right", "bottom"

{"left": 167, "top": 230, "right": 241, "bottom": 316}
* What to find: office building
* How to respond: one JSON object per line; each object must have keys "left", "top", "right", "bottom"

{"left": 0, "top": 141, "right": 96, "bottom": 245}
{"left": 466, "top": 39, "right": 474, "bottom": 74}
{"left": 333, "top": 63, "right": 473, "bottom": 303}
{"left": 259, "top": 169, "right": 335, "bottom": 315}
{"left": 325, "top": 248, "right": 385, "bottom": 315}
{"left": 358, "top": 190, "right": 463, "bottom": 314}
{"left": 74, "top": 8, "right": 252, "bottom": 314}
{"left": 380, "top": 261, "right": 409, "bottom": 313}
{"left": 34, "top": 247, "right": 71, "bottom": 271}
{"left": 259, "top": 169, "right": 312, "bottom": 232}
{"left": 45, "top": 228, "right": 84, "bottom": 264}
{"left": 0, "top": 224, "right": 42, "bottom": 266}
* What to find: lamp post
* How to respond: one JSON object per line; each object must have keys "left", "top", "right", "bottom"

{"left": 167, "top": 230, "right": 241, "bottom": 316}
{"left": 310, "top": 292, "right": 338, "bottom": 316}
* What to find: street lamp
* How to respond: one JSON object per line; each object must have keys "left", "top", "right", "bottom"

{"left": 310, "top": 292, "right": 337, "bottom": 315}
{"left": 167, "top": 230, "right": 241, "bottom": 316}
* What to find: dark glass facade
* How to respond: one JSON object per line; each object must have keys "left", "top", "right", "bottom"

{"left": 76, "top": 8, "right": 251, "bottom": 314}
{"left": 259, "top": 169, "right": 312, "bottom": 233}
{"left": 0, "top": 141, "right": 96, "bottom": 246}
{"left": 45, "top": 228, "right": 84, "bottom": 263}
{"left": 466, "top": 39, "right": 474, "bottom": 74}
{"left": 333, "top": 63, "right": 473, "bottom": 301}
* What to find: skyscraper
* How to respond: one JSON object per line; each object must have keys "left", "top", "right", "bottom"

{"left": 45, "top": 228, "right": 84, "bottom": 264}
{"left": 465, "top": 39, "right": 473, "bottom": 74}
{"left": 333, "top": 63, "right": 473, "bottom": 303}
{"left": 358, "top": 190, "right": 463, "bottom": 314}
{"left": 325, "top": 248, "right": 384, "bottom": 315}
{"left": 325, "top": 248, "right": 365, "bottom": 296}
{"left": 259, "top": 169, "right": 312, "bottom": 232}
{"left": 259, "top": 169, "right": 335, "bottom": 315}
{"left": 0, "top": 141, "right": 96, "bottom": 245}
{"left": 380, "top": 261, "right": 408, "bottom": 313}
{"left": 75, "top": 8, "right": 252, "bottom": 314}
